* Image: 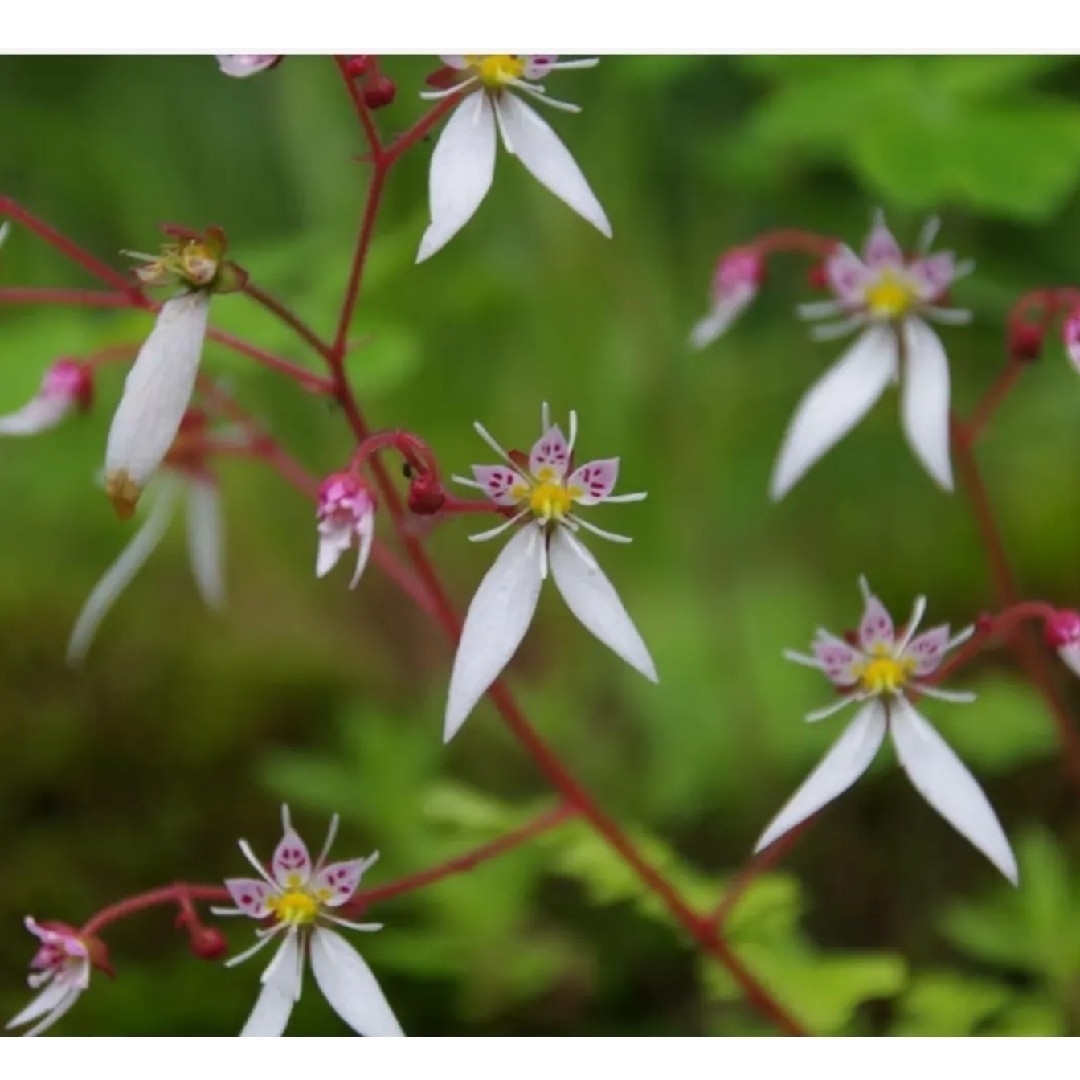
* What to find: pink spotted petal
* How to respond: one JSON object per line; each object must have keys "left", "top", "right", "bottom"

{"left": 858, "top": 591, "right": 894, "bottom": 651}
{"left": 522, "top": 55, "right": 558, "bottom": 80}
{"left": 272, "top": 829, "right": 312, "bottom": 888}
{"left": 863, "top": 213, "right": 903, "bottom": 268}
{"left": 903, "top": 625, "right": 951, "bottom": 675}
{"left": 567, "top": 458, "right": 619, "bottom": 506}
{"left": 529, "top": 425, "right": 571, "bottom": 480}
{"left": 312, "top": 859, "right": 368, "bottom": 908}
{"left": 225, "top": 879, "right": 274, "bottom": 919}
{"left": 909, "top": 253, "right": 956, "bottom": 303}
{"left": 824, "top": 245, "right": 870, "bottom": 305}
{"left": 812, "top": 640, "right": 861, "bottom": 686}
{"left": 472, "top": 464, "right": 527, "bottom": 506}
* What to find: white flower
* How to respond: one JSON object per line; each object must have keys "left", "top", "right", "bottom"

{"left": 689, "top": 249, "right": 764, "bottom": 350}
{"left": 6, "top": 918, "right": 91, "bottom": 1037}
{"left": 445, "top": 403, "right": 657, "bottom": 742}
{"left": 0, "top": 358, "right": 92, "bottom": 436}
{"left": 217, "top": 55, "right": 281, "bottom": 78}
{"left": 68, "top": 471, "right": 225, "bottom": 663}
{"left": 315, "top": 472, "right": 376, "bottom": 588}
{"left": 771, "top": 211, "right": 972, "bottom": 500}
{"left": 416, "top": 55, "right": 610, "bottom": 262}
{"left": 105, "top": 290, "right": 211, "bottom": 518}
{"left": 213, "top": 805, "right": 402, "bottom": 1037}
{"left": 755, "top": 576, "right": 1017, "bottom": 884}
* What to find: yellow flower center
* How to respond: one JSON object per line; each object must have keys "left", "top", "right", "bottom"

{"left": 529, "top": 480, "right": 574, "bottom": 522}
{"left": 468, "top": 55, "right": 526, "bottom": 88}
{"left": 855, "top": 650, "right": 916, "bottom": 695}
{"left": 267, "top": 889, "right": 319, "bottom": 926}
{"left": 864, "top": 270, "right": 917, "bottom": 320}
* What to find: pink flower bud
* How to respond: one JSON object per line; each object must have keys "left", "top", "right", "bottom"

{"left": 363, "top": 74, "right": 396, "bottom": 109}
{"left": 1045, "top": 610, "right": 1080, "bottom": 678}
{"left": 187, "top": 925, "right": 229, "bottom": 961}
{"left": 1008, "top": 322, "right": 1044, "bottom": 363}
{"left": 316, "top": 472, "right": 377, "bottom": 588}
{"left": 0, "top": 359, "right": 93, "bottom": 437}
{"left": 1063, "top": 309, "right": 1080, "bottom": 373}
{"left": 689, "top": 248, "right": 764, "bottom": 350}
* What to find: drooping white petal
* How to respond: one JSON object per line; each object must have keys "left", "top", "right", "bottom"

{"left": 0, "top": 394, "right": 72, "bottom": 436}
{"left": 6, "top": 979, "right": 70, "bottom": 1031}
{"left": 217, "top": 55, "right": 280, "bottom": 78}
{"left": 185, "top": 478, "right": 225, "bottom": 609}
{"left": 889, "top": 696, "right": 1017, "bottom": 883}
{"left": 66, "top": 481, "right": 180, "bottom": 664}
{"left": 689, "top": 286, "right": 756, "bottom": 350}
{"left": 494, "top": 92, "right": 611, "bottom": 238}
{"left": 310, "top": 927, "right": 404, "bottom": 1037}
{"left": 444, "top": 527, "right": 545, "bottom": 742}
{"left": 239, "top": 982, "right": 294, "bottom": 1037}
{"left": 769, "top": 324, "right": 896, "bottom": 500}
{"left": 350, "top": 515, "right": 375, "bottom": 590}
{"left": 548, "top": 527, "right": 657, "bottom": 683}
{"left": 900, "top": 317, "right": 954, "bottom": 491}
{"left": 416, "top": 93, "right": 498, "bottom": 263}
{"left": 11, "top": 985, "right": 81, "bottom": 1038}
{"left": 104, "top": 291, "right": 210, "bottom": 496}
{"left": 316, "top": 525, "right": 352, "bottom": 578}
{"left": 754, "top": 700, "right": 887, "bottom": 853}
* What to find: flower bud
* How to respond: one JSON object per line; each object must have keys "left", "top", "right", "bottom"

{"left": 316, "top": 471, "right": 377, "bottom": 588}
{"left": 187, "top": 924, "right": 229, "bottom": 962}
{"left": 0, "top": 358, "right": 93, "bottom": 436}
{"left": 1063, "top": 309, "right": 1080, "bottom": 373}
{"left": 363, "top": 74, "right": 396, "bottom": 109}
{"left": 1045, "top": 609, "right": 1080, "bottom": 678}
{"left": 689, "top": 248, "right": 764, "bottom": 350}
{"left": 1009, "top": 321, "right": 1044, "bottom": 363}
{"left": 406, "top": 470, "right": 446, "bottom": 515}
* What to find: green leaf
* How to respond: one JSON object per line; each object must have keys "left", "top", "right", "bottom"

{"left": 893, "top": 971, "right": 1013, "bottom": 1035}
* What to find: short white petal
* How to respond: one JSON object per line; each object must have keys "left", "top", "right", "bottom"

{"left": 495, "top": 92, "right": 611, "bottom": 238}
{"left": 310, "top": 927, "right": 404, "bottom": 1037}
{"left": 548, "top": 528, "right": 657, "bottom": 682}
{"left": 754, "top": 700, "right": 886, "bottom": 853}
{"left": 350, "top": 516, "right": 375, "bottom": 589}
{"left": 900, "top": 318, "right": 954, "bottom": 491}
{"left": 105, "top": 291, "right": 210, "bottom": 490}
{"left": 769, "top": 324, "right": 896, "bottom": 500}
{"left": 890, "top": 696, "right": 1017, "bottom": 883}
{"left": 316, "top": 531, "right": 348, "bottom": 578}
{"left": 444, "top": 528, "right": 544, "bottom": 743}
{"left": 239, "top": 982, "right": 295, "bottom": 1037}
{"left": 689, "top": 287, "right": 755, "bottom": 350}
{"left": 0, "top": 395, "right": 71, "bottom": 436}
{"left": 66, "top": 482, "right": 180, "bottom": 664}
{"left": 186, "top": 479, "right": 225, "bottom": 609}
{"left": 416, "top": 93, "right": 497, "bottom": 263}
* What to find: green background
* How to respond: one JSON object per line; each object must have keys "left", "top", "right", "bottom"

{"left": 4, "top": 54, "right": 1080, "bottom": 1035}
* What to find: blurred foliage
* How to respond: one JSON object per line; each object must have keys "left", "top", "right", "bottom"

{"left": 3, "top": 54, "right": 1080, "bottom": 1035}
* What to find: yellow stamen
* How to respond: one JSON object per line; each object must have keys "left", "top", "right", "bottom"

{"left": 864, "top": 270, "right": 916, "bottom": 320}
{"left": 267, "top": 890, "right": 319, "bottom": 926}
{"left": 105, "top": 469, "right": 141, "bottom": 521}
{"left": 529, "top": 480, "right": 573, "bottom": 522}
{"left": 468, "top": 55, "right": 526, "bottom": 88}
{"left": 855, "top": 653, "right": 915, "bottom": 695}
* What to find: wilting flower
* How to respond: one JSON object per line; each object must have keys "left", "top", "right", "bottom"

{"left": 771, "top": 212, "right": 972, "bottom": 500}
{"left": 68, "top": 470, "right": 225, "bottom": 663}
{"left": 0, "top": 359, "right": 92, "bottom": 436}
{"left": 445, "top": 403, "right": 657, "bottom": 742}
{"left": 1045, "top": 609, "right": 1080, "bottom": 678}
{"left": 316, "top": 472, "right": 376, "bottom": 587}
{"left": 416, "top": 55, "right": 610, "bottom": 262}
{"left": 6, "top": 918, "right": 92, "bottom": 1037}
{"left": 217, "top": 55, "right": 281, "bottom": 78}
{"left": 689, "top": 249, "right": 764, "bottom": 350}
{"left": 105, "top": 291, "right": 211, "bottom": 518}
{"left": 213, "top": 805, "right": 402, "bottom": 1037}
{"left": 756, "top": 576, "right": 1017, "bottom": 883}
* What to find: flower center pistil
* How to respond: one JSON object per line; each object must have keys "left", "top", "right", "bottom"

{"left": 864, "top": 270, "right": 917, "bottom": 320}
{"left": 468, "top": 55, "right": 526, "bottom": 88}
{"left": 267, "top": 889, "right": 319, "bottom": 926}
{"left": 529, "top": 480, "right": 574, "bottom": 522}
{"left": 855, "top": 649, "right": 916, "bottom": 695}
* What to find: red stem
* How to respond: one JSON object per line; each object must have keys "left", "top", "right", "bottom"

{"left": 241, "top": 280, "right": 334, "bottom": 362}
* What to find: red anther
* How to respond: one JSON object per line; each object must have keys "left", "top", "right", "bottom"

{"left": 187, "top": 925, "right": 229, "bottom": 962}
{"left": 407, "top": 471, "right": 446, "bottom": 515}
{"left": 806, "top": 261, "right": 828, "bottom": 290}
{"left": 363, "top": 74, "right": 396, "bottom": 110}
{"left": 1008, "top": 322, "right": 1044, "bottom": 364}
{"left": 842, "top": 629, "right": 858, "bottom": 647}
{"left": 344, "top": 55, "right": 369, "bottom": 80}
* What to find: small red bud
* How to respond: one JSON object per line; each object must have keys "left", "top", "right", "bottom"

{"left": 407, "top": 471, "right": 446, "bottom": 515}
{"left": 1009, "top": 322, "right": 1044, "bottom": 363}
{"left": 187, "top": 925, "right": 229, "bottom": 962}
{"left": 363, "top": 75, "right": 396, "bottom": 110}
{"left": 807, "top": 261, "right": 828, "bottom": 290}
{"left": 1044, "top": 610, "right": 1080, "bottom": 649}
{"left": 975, "top": 612, "right": 996, "bottom": 635}
{"left": 344, "top": 55, "right": 369, "bottom": 79}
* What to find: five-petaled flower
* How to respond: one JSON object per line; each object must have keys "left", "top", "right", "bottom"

{"left": 755, "top": 576, "right": 1017, "bottom": 884}
{"left": 445, "top": 403, "right": 658, "bottom": 742}
{"left": 316, "top": 472, "right": 376, "bottom": 588}
{"left": 6, "top": 918, "right": 92, "bottom": 1037}
{"left": 772, "top": 211, "right": 972, "bottom": 500}
{"left": 689, "top": 249, "right": 764, "bottom": 350}
{"left": 0, "top": 358, "right": 92, "bottom": 436}
{"left": 213, "top": 805, "right": 402, "bottom": 1037}
{"left": 416, "top": 55, "right": 610, "bottom": 263}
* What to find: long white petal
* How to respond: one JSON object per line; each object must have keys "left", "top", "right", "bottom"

{"left": 18, "top": 987, "right": 81, "bottom": 1038}
{"left": 310, "top": 927, "right": 404, "bottom": 1037}
{"left": 900, "top": 317, "right": 954, "bottom": 491}
{"left": 548, "top": 527, "right": 657, "bottom": 682}
{"left": 66, "top": 482, "right": 180, "bottom": 664}
{"left": 890, "top": 696, "right": 1017, "bottom": 883}
{"left": 186, "top": 478, "right": 225, "bottom": 609}
{"left": 416, "top": 94, "right": 497, "bottom": 263}
{"left": 6, "top": 980, "right": 69, "bottom": 1030}
{"left": 494, "top": 92, "right": 611, "bottom": 238}
{"left": 444, "top": 528, "right": 544, "bottom": 743}
{"left": 689, "top": 287, "right": 755, "bottom": 350}
{"left": 770, "top": 325, "right": 896, "bottom": 500}
{"left": 754, "top": 700, "right": 886, "bottom": 853}
{"left": 105, "top": 291, "right": 210, "bottom": 493}
{"left": 239, "top": 982, "right": 295, "bottom": 1037}
{"left": 0, "top": 395, "right": 71, "bottom": 436}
